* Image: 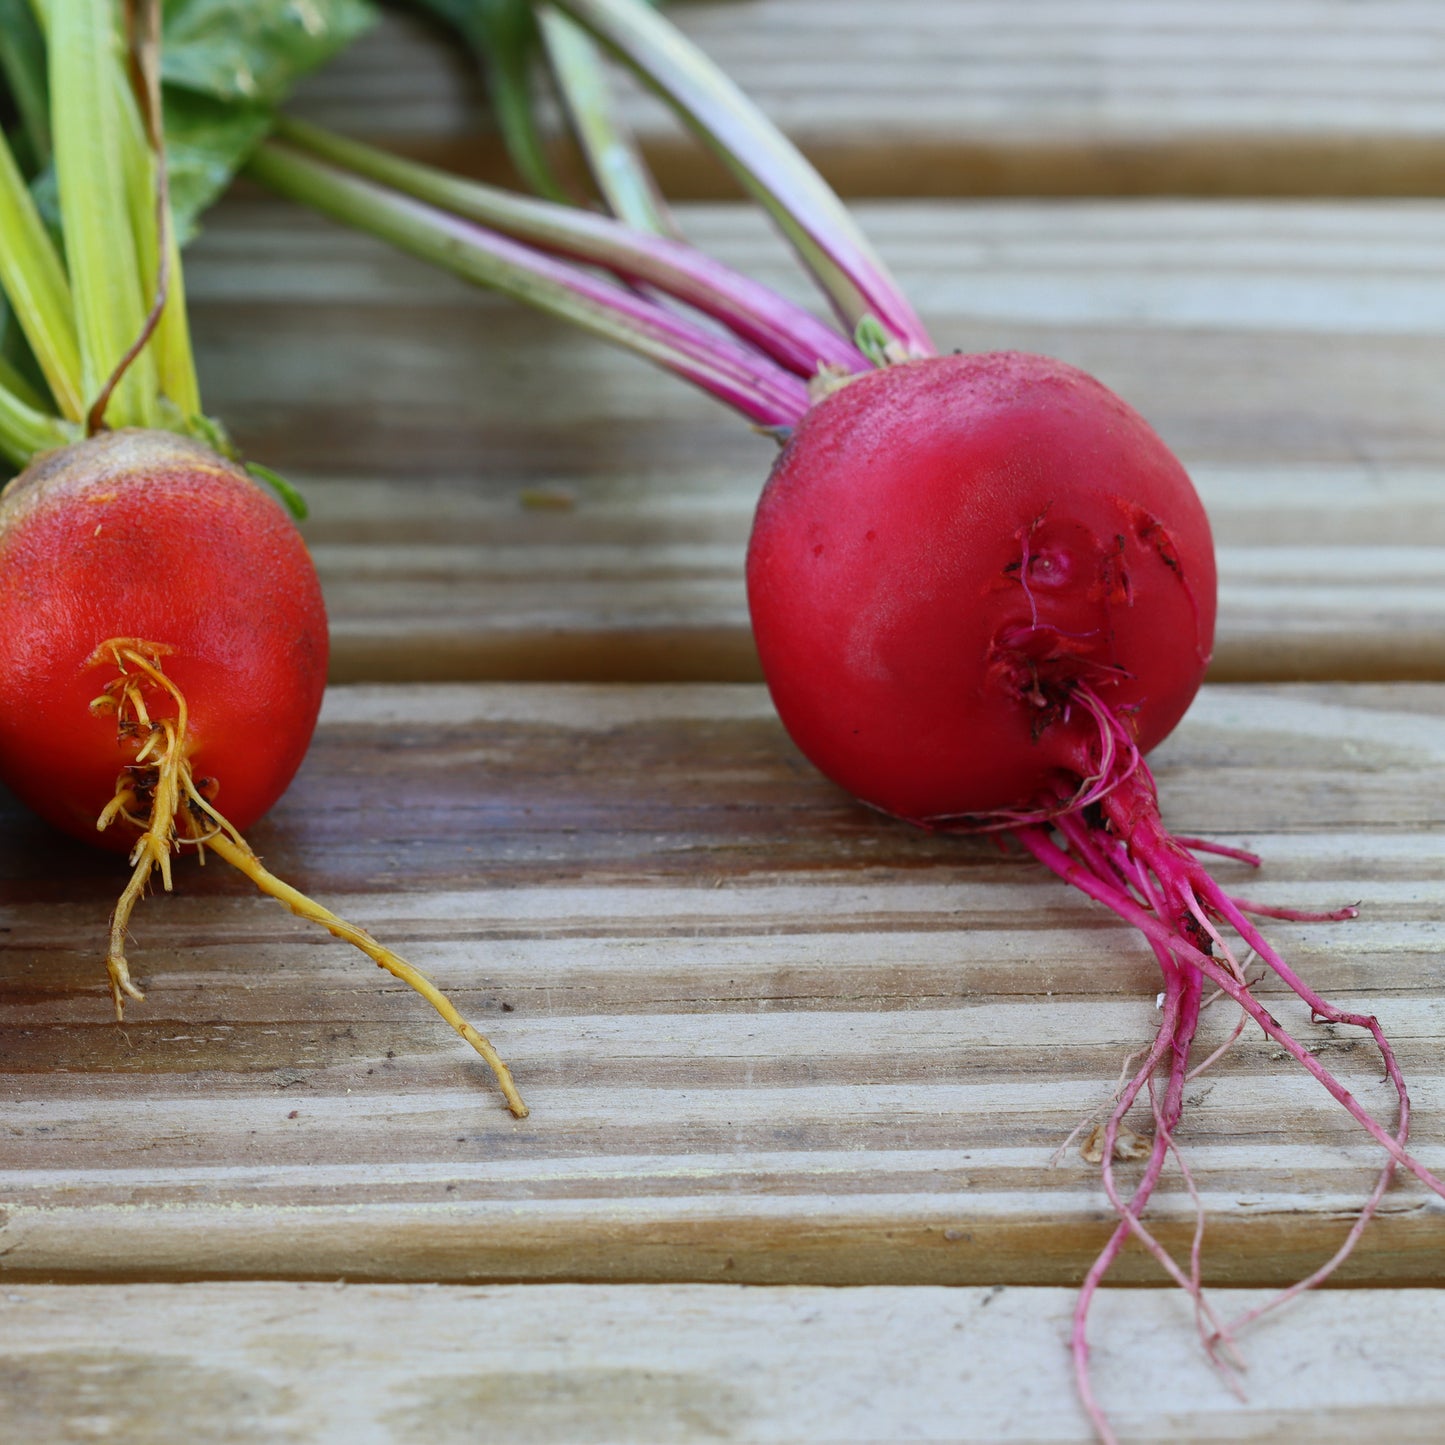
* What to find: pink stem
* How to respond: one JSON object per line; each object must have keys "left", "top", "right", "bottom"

{"left": 269, "top": 118, "right": 870, "bottom": 380}
{"left": 247, "top": 142, "right": 812, "bottom": 428}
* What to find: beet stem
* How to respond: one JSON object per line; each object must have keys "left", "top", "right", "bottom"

{"left": 0, "top": 124, "right": 85, "bottom": 422}
{"left": 536, "top": 6, "right": 680, "bottom": 238}
{"left": 548, "top": 0, "right": 933, "bottom": 355}
{"left": 85, "top": 0, "right": 170, "bottom": 436}
{"left": 270, "top": 119, "right": 868, "bottom": 383}
{"left": 248, "top": 141, "right": 811, "bottom": 428}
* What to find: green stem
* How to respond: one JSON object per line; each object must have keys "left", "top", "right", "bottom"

{"left": 249, "top": 140, "right": 810, "bottom": 426}
{"left": 537, "top": 4, "right": 676, "bottom": 236}
{"left": 50, "top": 0, "right": 157, "bottom": 428}
{"left": 549, "top": 0, "right": 931, "bottom": 355}
{"left": 111, "top": 0, "right": 200, "bottom": 418}
{"left": 0, "top": 378, "right": 77, "bottom": 466}
{"left": 0, "top": 122, "right": 85, "bottom": 419}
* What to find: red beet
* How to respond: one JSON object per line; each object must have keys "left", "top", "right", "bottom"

{"left": 748, "top": 352, "right": 1216, "bottom": 824}
{"left": 0, "top": 428, "right": 527, "bottom": 1117}
{"left": 0, "top": 429, "right": 328, "bottom": 847}
{"left": 746, "top": 350, "right": 1439, "bottom": 1437}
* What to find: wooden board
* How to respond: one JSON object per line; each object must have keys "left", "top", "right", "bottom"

{"left": 4, "top": 1282, "right": 1445, "bottom": 1442}
{"left": 12, "top": 5, "right": 1437, "bottom": 1440}
{"left": 3, "top": 682, "right": 1442, "bottom": 1288}
{"left": 187, "top": 198, "right": 1445, "bottom": 685}
{"left": 287, "top": 2, "right": 1445, "bottom": 197}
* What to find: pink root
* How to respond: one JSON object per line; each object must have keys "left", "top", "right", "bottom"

{"left": 1229, "top": 896, "right": 1360, "bottom": 924}
{"left": 1151, "top": 1071, "right": 1246, "bottom": 1390}
{"left": 1175, "top": 835, "right": 1262, "bottom": 867}
{"left": 1003, "top": 687, "right": 1438, "bottom": 1441}
{"left": 1185, "top": 979, "right": 1256, "bottom": 1082}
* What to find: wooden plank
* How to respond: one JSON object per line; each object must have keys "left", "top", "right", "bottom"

{"left": 2, "top": 682, "right": 1443, "bottom": 1286}
{"left": 186, "top": 199, "right": 1445, "bottom": 684}
{"left": 4, "top": 1282, "right": 1445, "bottom": 1442}
{"left": 287, "top": 3, "right": 1445, "bottom": 198}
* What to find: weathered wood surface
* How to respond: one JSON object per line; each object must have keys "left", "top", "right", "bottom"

{"left": 3, "top": 682, "right": 1442, "bottom": 1287}
{"left": 4, "top": 1281, "right": 1445, "bottom": 1442}
{"left": 9, "top": 6, "right": 1438, "bottom": 1440}
{"left": 290, "top": 2, "right": 1445, "bottom": 198}
{"left": 188, "top": 198, "right": 1445, "bottom": 685}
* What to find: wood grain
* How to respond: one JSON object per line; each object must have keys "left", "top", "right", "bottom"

{"left": 4, "top": 1281, "right": 1445, "bottom": 1442}
{"left": 187, "top": 199, "right": 1445, "bottom": 684}
{"left": 3, "top": 683, "right": 1442, "bottom": 1287}
{"left": 288, "top": 3, "right": 1445, "bottom": 198}
{"left": 11, "top": 5, "right": 1438, "bottom": 1438}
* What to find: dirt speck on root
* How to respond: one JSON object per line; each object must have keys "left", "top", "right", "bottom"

{"left": 1082, "top": 1123, "right": 1151, "bottom": 1164}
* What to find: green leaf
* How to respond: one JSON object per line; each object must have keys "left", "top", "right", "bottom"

{"left": 160, "top": 0, "right": 376, "bottom": 106}
{"left": 0, "top": 0, "right": 51, "bottom": 166}
{"left": 12, "top": 1, "right": 376, "bottom": 241}
{"left": 853, "top": 315, "right": 890, "bottom": 368}
{"left": 162, "top": 88, "right": 272, "bottom": 244}
{"left": 0, "top": 0, "right": 375, "bottom": 471}
{"left": 157, "top": 0, "right": 377, "bottom": 238}
{"left": 245, "top": 459, "right": 308, "bottom": 520}
{"left": 31, "top": 0, "right": 378, "bottom": 250}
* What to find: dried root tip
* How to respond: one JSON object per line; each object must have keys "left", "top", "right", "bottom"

{"left": 106, "top": 950, "right": 146, "bottom": 1019}
{"left": 1232, "top": 896, "right": 1360, "bottom": 924}
{"left": 88, "top": 639, "right": 528, "bottom": 1116}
